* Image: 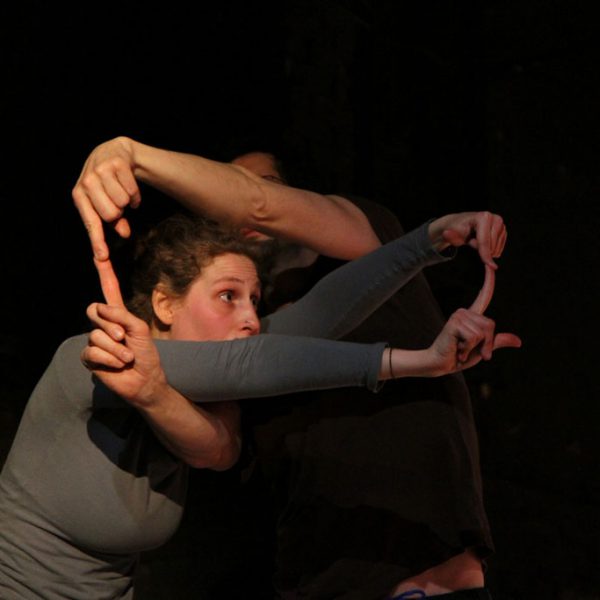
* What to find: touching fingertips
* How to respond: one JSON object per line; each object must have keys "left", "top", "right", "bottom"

{"left": 94, "top": 246, "right": 108, "bottom": 261}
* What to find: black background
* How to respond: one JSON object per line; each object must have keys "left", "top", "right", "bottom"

{"left": 1, "top": 2, "right": 599, "bottom": 598}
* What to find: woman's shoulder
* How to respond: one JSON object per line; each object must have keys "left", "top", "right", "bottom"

{"left": 52, "top": 334, "right": 129, "bottom": 410}
{"left": 48, "top": 334, "right": 95, "bottom": 400}
{"left": 52, "top": 334, "right": 89, "bottom": 367}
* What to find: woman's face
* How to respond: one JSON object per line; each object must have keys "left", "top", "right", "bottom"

{"left": 167, "top": 253, "right": 261, "bottom": 341}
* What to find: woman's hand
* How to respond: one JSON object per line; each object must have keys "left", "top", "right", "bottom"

{"left": 425, "top": 263, "right": 519, "bottom": 375}
{"left": 425, "top": 308, "right": 521, "bottom": 376}
{"left": 386, "top": 309, "right": 521, "bottom": 380}
{"left": 385, "top": 264, "right": 521, "bottom": 379}
{"left": 72, "top": 136, "right": 141, "bottom": 260}
{"left": 82, "top": 302, "right": 169, "bottom": 408}
{"left": 428, "top": 211, "right": 507, "bottom": 268}
{"left": 81, "top": 225, "right": 168, "bottom": 407}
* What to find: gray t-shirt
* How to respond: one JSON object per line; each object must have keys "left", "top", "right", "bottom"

{"left": 0, "top": 224, "right": 447, "bottom": 599}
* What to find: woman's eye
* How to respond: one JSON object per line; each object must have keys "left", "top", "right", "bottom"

{"left": 251, "top": 296, "right": 260, "bottom": 308}
{"left": 219, "top": 291, "right": 234, "bottom": 303}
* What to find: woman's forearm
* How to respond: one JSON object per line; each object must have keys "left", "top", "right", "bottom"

{"left": 262, "top": 221, "right": 452, "bottom": 340}
{"left": 130, "top": 381, "right": 241, "bottom": 470}
{"left": 129, "top": 137, "right": 264, "bottom": 228}
{"left": 124, "top": 137, "right": 380, "bottom": 258}
{"left": 156, "top": 335, "right": 386, "bottom": 402}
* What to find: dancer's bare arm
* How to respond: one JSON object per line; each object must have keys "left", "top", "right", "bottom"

{"left": 73, "top": 137, "right": 507, "bottom": 267}
{"left": 73, "top": 136, "right": 379, "bottom": 260}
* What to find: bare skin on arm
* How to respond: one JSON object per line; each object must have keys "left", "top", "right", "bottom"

{"left": 72, "top": 137, "right": 381, "bottom": 261}
{"left": 72, "top": 138, "right": 509, "bottom": 278}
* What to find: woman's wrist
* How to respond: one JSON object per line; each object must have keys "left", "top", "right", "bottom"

{"left": 427, "top": 215, "right": 454, "bottom": 253}
{"left": 129, "top": 373, "right": 172, "bottom": 411}
{"left": 381, "top": 347, "right": 437, "bottom": 380}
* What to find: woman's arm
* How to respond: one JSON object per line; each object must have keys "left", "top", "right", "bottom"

{"left": 83, "top": 302, "right": 520, "bottom": 405}
{"left": 72, "top": 137, "right": 380, "bottom": 261}
{"left": 261, "top": 221, "right": 446, "bottom": 339}
{"left": 138, "top": 387, "right": 241, "bottom": 471}
{"left": 73, "top": 138, "right": 506, "bottom": 267}
{"left": 83, "top": 305, "right": 386, "bottom": 401}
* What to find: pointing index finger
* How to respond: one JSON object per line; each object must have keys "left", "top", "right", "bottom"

{"left": 73, "top": 189, "right": 109, "bottom": 261}
{"left": 94, "top": 258, "right": 125, "bottom": 307}
{"left": 475, "top": 211, "right": 495, "bottom": 268}
{"left": 469, "top": 264, "right": 495, "bottom": 315}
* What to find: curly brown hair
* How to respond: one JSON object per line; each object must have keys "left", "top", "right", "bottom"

{"left": 127, "top": 213, "right": 268, "bottom": 324}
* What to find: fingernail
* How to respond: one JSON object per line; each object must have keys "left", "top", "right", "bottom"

{"left": 121, "top": 349, "right": 134, "bottom": 362}
{"left": 113, "top": 329, "right": 124, "bottom": 340}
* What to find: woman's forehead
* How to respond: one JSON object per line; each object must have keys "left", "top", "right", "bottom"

{"left": 202, "top": 253, "right": 260, "bottom": 286}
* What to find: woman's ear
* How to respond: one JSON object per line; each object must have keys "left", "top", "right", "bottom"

{"left": 152, "top": 287, "right": 177, "bottom": 327}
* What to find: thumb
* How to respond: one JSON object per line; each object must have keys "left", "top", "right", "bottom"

{"left": 493, "top": 333, "right": 522, "bottom": 350}
{"left": 442, "top": 226, "right": 470, "bottom": 248}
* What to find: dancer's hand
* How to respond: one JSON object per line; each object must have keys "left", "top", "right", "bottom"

{"left": 426, "top": 307, "right": 521, "bottom": 375}
{"left": 82, "top": 302, "right": 169, "bottom": 408}
{"left": 83, "top": 303, "right": 242, "bottom": 471}
{"left": 72, "top": 137, "right": 140, "bottom": 260}
{"left": 386, "top": 262, "right": 520, "bottom": 379}
{"left": 429, "top": 263, "right": 519, "bottom": 374}
{"left": 429, "top": 211, "right": 507, "bottom": 268}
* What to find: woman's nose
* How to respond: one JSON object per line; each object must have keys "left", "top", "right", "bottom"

{"left": 241, "top": 305, "right": 260, "bottom": 334}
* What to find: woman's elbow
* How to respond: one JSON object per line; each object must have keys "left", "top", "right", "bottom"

{"left": 210, "top": 436, "right": 242, "bottom": 471}
{"left": 187, "top": 434, "right": 241, "bottom": 471}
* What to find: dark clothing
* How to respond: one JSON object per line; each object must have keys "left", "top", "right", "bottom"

{"left": 248, "top": 197, "right": 493, "bottom": 600}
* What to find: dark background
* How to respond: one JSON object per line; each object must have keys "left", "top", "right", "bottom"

{"left": 1, "top": 2, "right": 598, "bottom": 598}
